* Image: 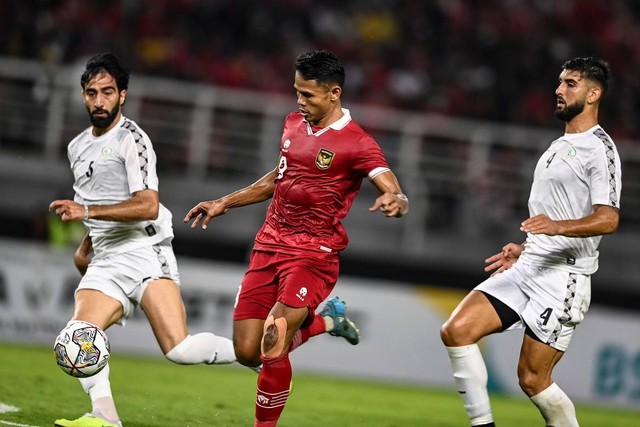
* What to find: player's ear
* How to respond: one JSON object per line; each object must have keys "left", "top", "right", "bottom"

{"left": 119, "top": 89, "right": 127, "bottom": 106}
{"left": 587, "top": 85, "right": 601, "bottom": 105}
{"left": 329, "top": 85, "right": 341, "bottom": 101}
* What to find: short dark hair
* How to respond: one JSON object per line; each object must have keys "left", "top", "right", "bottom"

{"left": 561, "top": 57, "right": 610, "bottom": 93}
{"left": 295, "top": 50, "right": 345, "bottom": 88}
{"left": 80, "top": 53, "right": 130, "bottom": 91}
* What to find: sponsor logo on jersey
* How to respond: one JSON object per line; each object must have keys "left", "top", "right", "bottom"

{"left": 535, "top": 319, "right": 549, "bottom": 333}
{"left": 296, "top": 287, "right": 308, "bottom": 301}
{"left": 145, "top": 224, "right": 157, "bottom": 236}
{"left": 316, "top": 148, "right": 334, "bottom": 170}
{"left": 567, "top": 145, "right": 576, "bottom": 157}
{"left": 101, "top": 146, "right": 113, "bottom": 159}
{"left": 282, "top": 139, "right": 291, "bottom": 152}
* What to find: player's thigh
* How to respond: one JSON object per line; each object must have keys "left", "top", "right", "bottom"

{"left": 80, "top": 239, "right": 181, "bottom": 327}
{"left": 141, "top": 277, "right": 188, "bottom": 353}
{"left": 234, "top": 251, "right": 279, "bottom": 322}
{"left": 73, "top": 288, "right": 124, "bottom": 331}
{"left": 443, "top": 266, "right": 527, "bottom": 345}
{"left": 441, "top": 290, "right": 502, "bottom": 345}
{"left": 76, "top": 256, "right": 139, "bottom": 327}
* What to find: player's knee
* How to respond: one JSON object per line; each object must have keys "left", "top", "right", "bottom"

{"left": 440, "top": 318, "right": 465, "bottom": 346}
{"left": 234, "top": 345, "right": 260, "bottom": 367}
{"left": 232, "top": 334, "right": 262, "bottom": 367}
{"left": 261, "top": 315, "right": 288, "bottom": 359}
{"left": 440, "top": 321, "right": 453, "bottom": 345}
{"left": 518, "top": 373, "right": 541, "bottom": 396}
{"left": 517, "top": 366, "right": 547, "bottom": 396}
{"left": 441, "top": 314, "right": 486, "bottom": 347}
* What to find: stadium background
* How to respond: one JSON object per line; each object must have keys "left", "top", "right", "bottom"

{"left": 1, "top": 0, "right": 639, "bottom": 415}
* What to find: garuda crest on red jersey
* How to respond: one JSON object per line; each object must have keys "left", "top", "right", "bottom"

{"left": 316, "top": 148, "right": 335, "bottom": 170}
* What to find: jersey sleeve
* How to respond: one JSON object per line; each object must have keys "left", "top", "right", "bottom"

{"left": 352, "top": 134, "right": 389, "bottom": 178}
{"left": 588, "top": 141, "right": 622, "bottom": 208}
{"left": 120, "top": 131, "right": 159, "bottom": 194}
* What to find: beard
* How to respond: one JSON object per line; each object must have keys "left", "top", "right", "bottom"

{"left": 88, "top": 103, "right": 120, "bottom": 129}
{"left": 554, "top": 99, "right": 584, "bottom": 122}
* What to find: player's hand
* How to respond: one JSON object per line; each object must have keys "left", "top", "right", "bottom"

{"left": 49, "top": 199, "right": 83, "bottom": 223}
{"left": 520, "top": 214, "right": 562, "bottom": 235}
{"left": 484, "top": 242, "right": 524, "bottom": 276}
{"left": 369, "top": 192, "right": 408, "bottom": 218}
{"left": 183, "top": 199, "right": 228, "bottom": 229}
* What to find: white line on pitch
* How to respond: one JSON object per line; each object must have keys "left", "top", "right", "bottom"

{"left": 0, "top": 421, "right": 42, "bottom": 427}
{"left": 0, "top": 404, "right": 19, "bottom": 414}
{"left": 0, "top": 403, "right": 42, "bottom": 427}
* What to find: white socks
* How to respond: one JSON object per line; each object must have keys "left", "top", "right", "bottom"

{"left": 446, "top": 346, "right": 579, "bottom": 427}
{"left": 165, "top": 333, "right": 236, "bottom": 365}
{"left": 530, "top": 382, "right": 579, "bottom": 427}
{"left": 445, "top": 344, "right": 494, "bottom": 426}
{"left": 79, "top": 363, "right": 120, "bottom": 422}
{"left": 75, "top": 333, "right": 235, "bottom": 425}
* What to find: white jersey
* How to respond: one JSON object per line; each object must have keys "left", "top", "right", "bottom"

{"left": 68, "top": 115, "right": 173, "bottom": 259}
{"left": 520, "top": 125, "right": 622, "bottom": 274}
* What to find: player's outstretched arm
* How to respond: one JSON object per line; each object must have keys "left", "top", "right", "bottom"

{"left": 520, "top": 204, "right": 619, "bottom": 237}
{"left": 49, "top": 189, "right": 160, "bottom": 223}
{"left": 184, "top": 168, "right": 278, "bottom": 230}
{"left": 484, "top": 242, "right": 524, "bottom": 276}
{"left": 368, "top": 170, "right": 409, "bottom": 218}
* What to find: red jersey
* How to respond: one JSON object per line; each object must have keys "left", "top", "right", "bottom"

{"left": 253, "top": 109, "right": 390, "bottom": 255}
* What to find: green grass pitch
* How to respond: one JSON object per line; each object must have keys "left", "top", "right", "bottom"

{"left": 1, "top": 342, "right": 638, "bottom": 426}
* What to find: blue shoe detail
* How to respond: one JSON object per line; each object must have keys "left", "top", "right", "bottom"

{"left": 319, "top": 296, "right": 360, "bottom": 345}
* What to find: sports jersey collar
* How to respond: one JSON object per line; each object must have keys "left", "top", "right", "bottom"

{"left": 306, "top": 108, "right": 352, "bottom": 136}
{"left": 563, "top": 124, "right": 600, "bottom": 137}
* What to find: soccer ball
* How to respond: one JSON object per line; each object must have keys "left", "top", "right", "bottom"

{"left": 53, "top": 321, "right": 110, "bottom": 378}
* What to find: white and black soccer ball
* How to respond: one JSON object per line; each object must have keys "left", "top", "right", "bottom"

{"left": 53, "top": 320, "right": 110, "bottom": 378}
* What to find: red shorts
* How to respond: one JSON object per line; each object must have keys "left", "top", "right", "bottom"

{"left": 233, "top": 250, "right": 339, "bottom": 321}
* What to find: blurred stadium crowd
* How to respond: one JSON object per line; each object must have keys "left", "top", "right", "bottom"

{"left": 2, "top": 0, "right": 640, "bottom": 138}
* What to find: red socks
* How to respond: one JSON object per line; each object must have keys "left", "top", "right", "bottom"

{"left": 254, "top": 313, "right": 327, "bottom": 426}
{"left": 288, "top": 312, "right": 326, "bottom": 352}
{"left": 255, "top": 353, "right": 292, "bottom": 426}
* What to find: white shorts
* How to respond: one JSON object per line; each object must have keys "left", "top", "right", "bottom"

{"left": 475, "top": 260, "right": 591, "bottom": 351}
{"left": 78, "top": 238, "right": 180, "bottom": 325}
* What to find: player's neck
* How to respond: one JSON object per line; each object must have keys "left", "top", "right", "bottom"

{"left": 312, "top": 105, "right": 344, "bottom": 129}
{"left": 564, "top": 111, "right": 598, "bottom": 134}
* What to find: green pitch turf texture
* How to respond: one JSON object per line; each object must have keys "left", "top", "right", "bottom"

{"left": 1, "top": 342, "right": 638, "bottom": 427}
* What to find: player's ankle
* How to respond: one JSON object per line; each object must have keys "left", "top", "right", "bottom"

{"left": 323, "top": 316, "right": 335, "bottom": 332}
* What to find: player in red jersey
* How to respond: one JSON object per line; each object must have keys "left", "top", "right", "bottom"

{"left": 184, "top": 50, "right": 409, "bottom": 426}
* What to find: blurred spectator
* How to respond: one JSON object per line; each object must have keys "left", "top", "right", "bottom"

{"left": 2, "top": 0, "right": 640, "bottom": 138}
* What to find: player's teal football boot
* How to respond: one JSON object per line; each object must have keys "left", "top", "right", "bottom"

{"left": 319, "top": 296, "right": 360, "bottom": 345}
